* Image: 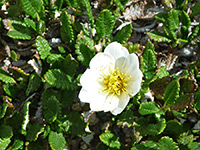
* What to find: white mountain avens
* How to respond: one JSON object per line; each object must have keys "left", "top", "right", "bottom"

{"left": 79, "top": 42, "right": 143, "bottom": 115}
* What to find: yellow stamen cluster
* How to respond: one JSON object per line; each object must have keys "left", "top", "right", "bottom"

{"left": 99, "top": 68, "right": 131, "bottom": 96}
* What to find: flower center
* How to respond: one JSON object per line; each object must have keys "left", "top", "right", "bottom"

{"left": 99, "top": 68, "right": 131, "bottom": 96}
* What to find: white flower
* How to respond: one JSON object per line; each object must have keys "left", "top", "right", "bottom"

{"left": 79, "top": 42, "right": 143, "bottom": 115}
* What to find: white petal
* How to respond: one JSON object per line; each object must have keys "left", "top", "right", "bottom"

{"left": 104, "top": 42, "right": 129, "bottom": 60}
{"left": 111, "top": 93, "right": 130, "bottom": 115}
{"left": 78, "top": 88, "right": 92, "bottom": 103}
{"left": 103, "top": 95, "right": 119, "bottom": 112}
{"left": 89, "top": 53, "right": 115, "bottom": 73}
{"left": 89, "top": 93, "right": 108, "bottom": 111}
{"left": 115, "top": 53, "right": 140, "bottom": 76}
{"left": 127, "top": 73, "right": 143, "bottom": 97}
{"left": 80, "top": 69, "right": 102, "bottom": 91}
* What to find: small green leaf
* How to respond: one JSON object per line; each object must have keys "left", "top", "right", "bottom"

{"left": 36, "top": 36, "right": 51, "bottom": 60}
{"left": 3, "top": 84, "right": 20, "bottom": 98}
{"left": 83, "top": 0, "right": 94, "bottom": 28}
{"left": 191, "top": 2, "right": 200, "bottom": 16}
{"left": 43, "top": 96, "right": 61, "bottom": 123}
{"left": 177, "top": 132, "right": 193, "bottom": 145}
{"left": 0, "top": 138, "right": 11, "bottom": 150}
{"left": 0, "top": 125, "right": 13, "bottom": 139}
{"left": 194, "top": 90, "right": 200, "bottom": 111}
{"left": 164, "top": 80, "right": 180, "bottom": 106}
{"left": 135, "top": 116, "right": 166, "bottom": 136}
{"left": 188, "top": 26, "right": 199, "bottom": 42}
{"left": 0, "top": 103, "right": 8, "bottom": 119}
{"left": 155, "top": 12, "right": 168, "bottom": 23}
{"left": 61, "top": 54, "right": 79, "bottom": 76}
{"left": 21, "top": 101, "right": 31, "bottom": 135}
{"left": 44, "top": 69, "right": 77, "bottom": 90}
{"left": 117, "top": 109, "right": 134, "bottom": 128}
{"left": 12, "top": 139, "right": 24, "bottom": 150}
{"left": 64, "top": 112, "right": 86, "bottom": 136}
{"left": 113, "top": 23, "right": 132, "bottom": 44}
{"left": 26, "top": 73, "right": 41, "bottom": 96}
{"left": 157, "top": 136, "right": 179, "bottom": 150}
{"left": 176, "top": 0, "right": 185, "bottom": 10}
{"left": 114, "top": 0, "right": 125, "bottom": 11}
{"left": 48, "top": 131, "right": 66, "bottom": 150}
{"left": 188, "top": 142, "right": 200, "bottom": 150}
{"left": 165, "top": 120, "right": 183, "bottom": 135}
{"left": 60, "top": 11, "right": 74, "bottom": 45}
{"left": 0, "top": 68, "right": 16, "bottom": 84}
{"left": 99, "top": 132, "right": 121, "bottom": 149}
{"left": 7, "top": 30, "right": 32, "bottom": 40}
{"left": 139, "top": 102, "right": 159, "bottom": 115}
{"left": 156, "top": 66, "right": 169, "bottom": 79}
{"left": 147, "top": 32, "right": 171, "bottom": 43}
{"left": 142, "top": 42, "right": 157, "bottom": 81}
{"left": 26, "top": 123, "right": 44, "bottom": 142}
{"left": 24, "top": 18, "right": 36, "bottom": 31}
{"left": 75, "top": 33, "right": 95, "bottom": 66}
{"left": 131, "top": 141, "right": 157, "bottom": 150}
{"left": 20, "top": 0, "right": 43, "bottom": 19}
{"left": 181, "top": 11, "right": 191, "bottom": 29}
{"left": 10, "top": 50, "right": 18, "bottom": 61}
{"left": 96, "top": 9, "right": 115, "bottom": 39}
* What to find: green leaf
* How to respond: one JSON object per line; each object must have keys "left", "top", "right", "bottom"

{"left": 131, "top": 141, "right": 157, "bottom": 150}
{"left": 64, "top": 112, "right": 86, "bottom": 136}
{"left": 24, "top": 18, "right": 36, "bottom": 31}
{"left": 96, "top": 9, "right": 115, "bottom": 39}
{"left": 165, "top": 120, "right": 183, "bottom": 135}
{"left": 156, "top": 66, "right": 169, "bottom": 79}
{"left": 26, "top": 73, "right": 41, "bottom": 96}
{"left": 48, "top": 131, "right": 66, "bottom": 150}
{"left": 155, "top": 12, "right": 168, "bottom": 23}
{"left": 99, "top": 132, "right": 121, "bottom": 149}
{"left": 26, "top": 123, "right": 44, "bottom": 142}
{"left": 3, "top": 84, "right": 20, "bottom": 98}
{"left": 188, "top": 26, "right": 199, "bottom": 42}
{"left": 113, "top": 23, "right": 132, "bottom": 44}
{"left": 181, "top": 11, "right": 191, "bottom": 29}
{"left": 60, "top": 11, "right": 74, "bottom": 45}
{"left": 135, "top": 116, "right": 166, "bottom": 136}
{"left": 164, "top": 80, "right": 180, "bottom": 106}
{"left": 171, "top": 94, "right": 192, "bottom": 111}
{"left": 0, "top": 138, "right": 11, "bottom": 150}
{"left": 75, "top": 33, "right": 95, "bottom": 66}
{"left": 117, "top": 109, "right": 134, "bottom": 128}
{"left": 20, "top": 0, "right": 43, "bottom": 19}
{"left": 36, "top": 36, "right": 51, "bottom": 60}
{"left": 194, "top": 90, "right": 200, "bottom": 111}
{"left": 188, "top": 142, "right": 200, "bottom": 150}
{"left": 7, "top": 30, "right": 32, "bottom": 40}
{"left": 0, "top": 68, "right": 16, "bottom": 84}
{"left": 0, "top": 125, "right": 13, "bottom": 139}
{"left": 10, "top": 50, "right": 18, "bottom": 61}
{"left": 44, "top": 69, "right": 77, "bottom": 90}
{"left": 176, "top": 0, "right": 185, "bottom": 10}
{"left": 83, "top": 0, "right": 94, "bottom": 28}
{"left": 141, "top": 42, "right": 157, "bottom": 81}
{"left": 12, "top": 139, "right": 24, "bottom": 150}
{"left": 147, "top": 32, "right": 172, "bottom": 43}
{"left": 167, "top": 9, "right": 179, "bottom": 40}
{"left": 177, "top": 132, "right": 193, "bottom": 145}
{"left": 139, "top": 102, "right": 159, "bottom": 115}
{"left": 0, "top": 103, "right": 8, "bottom": 119}
{"left": 157, "top": 136, "right": 179, "bottom": 150}
{"left": 114, "top": 0, "right": 125, "bottom": 11}
{"left": 21, "top": 102, "right": 31, "bottom": 135}
{"left": 43, "top": 96, "right": 61, "bottom": 123}
{"left": 191, "top": 2, "right": 200, "bottom": 16}
{"left": 7, "top": 20, "right": 32, "bottom": 40}
{"left": 62, "top": 54, "right": 79, "bottom": 76}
